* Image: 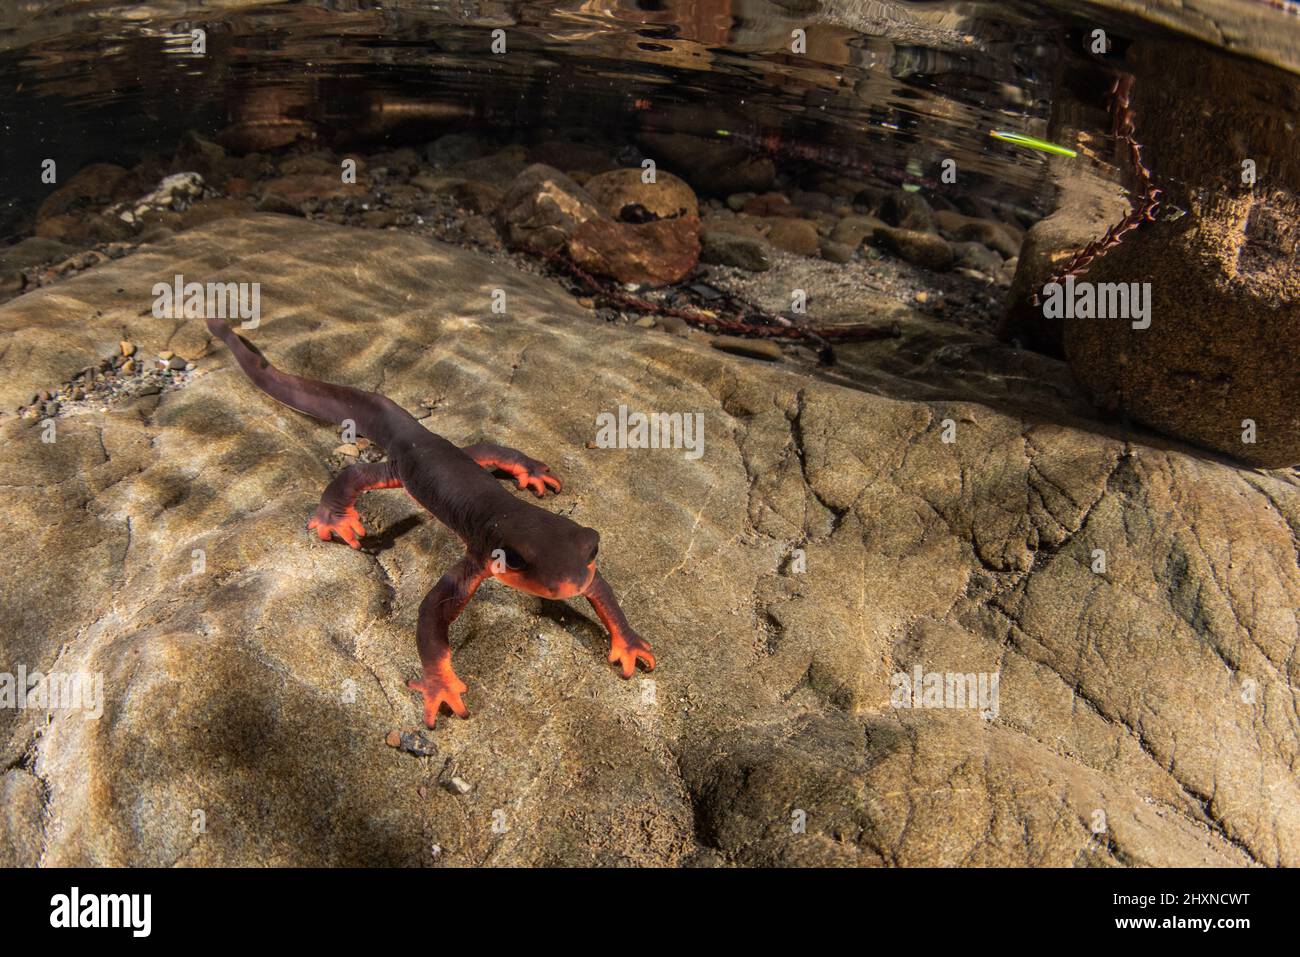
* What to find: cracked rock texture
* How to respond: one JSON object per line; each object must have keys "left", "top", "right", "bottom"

{"left": 1, "top": 214, "right": 1297, "bottom": 866}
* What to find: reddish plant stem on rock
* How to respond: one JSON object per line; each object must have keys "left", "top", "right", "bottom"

{"left": 1030, "top": 73, "right": 1163, "bottom": 305}
{"left": 545, "top": 250, "right": 900, "bottom": 362}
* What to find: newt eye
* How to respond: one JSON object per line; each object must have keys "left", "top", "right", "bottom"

{"left": 501, "top": 547, "right": 527, "bottom": 571}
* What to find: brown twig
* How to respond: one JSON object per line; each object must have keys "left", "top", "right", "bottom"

{"left": 545, "top": 249, "right": 899, "bottom": 363}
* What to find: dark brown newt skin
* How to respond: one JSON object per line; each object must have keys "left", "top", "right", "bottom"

{"left": 206, "top": 317, "right": 655, "bottom": 726}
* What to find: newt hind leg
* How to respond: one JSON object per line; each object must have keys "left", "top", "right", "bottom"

{"left": 308, "top": 461, "right": 403, "bottom": 549}
{"left": 461, "top": 442, "right": 561, "bottom": 497}
{"left": 408, "top": 555, "right": 488, "bottom": 727}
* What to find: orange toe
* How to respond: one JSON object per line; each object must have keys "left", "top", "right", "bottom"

{"left": 308, "top": 505, "right": 366, "bottom": 548}
{"left": 609, "top": 635, "right": 656, "bottom": 679}
{"left": 407, "top": 673, "right": 470, "bottom": 728}
{"left": 506, "top": 463, "right": 561, "bottom": 497}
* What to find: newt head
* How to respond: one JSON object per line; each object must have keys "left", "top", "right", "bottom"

{"left": 486, "top": 510, "right": 599, "bottom": 600}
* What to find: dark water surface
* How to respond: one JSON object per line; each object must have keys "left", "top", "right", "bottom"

{"left": 5, "top": 0, "right": 1295, "bottom": 240}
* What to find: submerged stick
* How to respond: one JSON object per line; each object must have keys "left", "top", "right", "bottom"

{"left": 546, "top": 250, "right": 900, "bottom": 365}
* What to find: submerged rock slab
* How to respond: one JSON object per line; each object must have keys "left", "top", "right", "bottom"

{"left": 0, "top": 214, "right": 1296, "bottom": 866}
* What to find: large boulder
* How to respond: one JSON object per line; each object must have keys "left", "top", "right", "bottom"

{"left": 1000, "top": 173, "right": 1128, "bottom": 357}
{"left": 498, "top": 164, "right": 602, "bottom": 255}
{"left": 582, "top": 168, "right": 699, "bottom": 222}
{"left": 1027, "top": 36, "right": 1300, "bottom": 467}
{"left": 1, "top": 215, "right": 1296, "bottom": 866}
{"left": 567, "top": 214, "right": 701, "bottom": 287}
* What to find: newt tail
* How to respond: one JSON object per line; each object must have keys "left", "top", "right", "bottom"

{"left": 206, "top": 317, "right": 655, "bottom": 728}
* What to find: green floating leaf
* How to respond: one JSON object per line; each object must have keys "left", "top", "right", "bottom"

{"left": 989, "top": 130, "right": 1077, "bottom": 158}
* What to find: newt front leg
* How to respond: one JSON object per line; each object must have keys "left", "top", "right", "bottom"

{"left": 461, "top": 442, "right": 562, "bottom": 497}
{"left": 584, "top": 572, "right": 656, "bottom": 678}
{"left": 408, "top": 554, "right": 489, "bottom": 727}
{"left": 308, "top": 461, "right": 403, "bottom": 548}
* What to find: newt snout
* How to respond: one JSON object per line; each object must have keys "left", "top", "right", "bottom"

{"left": 491, "top": 520, "right": 599, "bottom": 599}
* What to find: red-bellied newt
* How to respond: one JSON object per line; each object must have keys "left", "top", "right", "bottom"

{"left": 206, "top": 317, "right": 655, "bottom": 727}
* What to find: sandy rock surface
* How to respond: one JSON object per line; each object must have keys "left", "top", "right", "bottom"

{"left": 1, "top": 214, "right": 1296, "bottom": 866}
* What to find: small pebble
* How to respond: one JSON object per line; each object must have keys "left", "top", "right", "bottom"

{"left": 120, "top": 340, "right": 135, "bottom": 357}
{"left": 656, "top": 316, "right": 690, "bottom": 337}
{"left": 168, "top": 356, "right": 186, "bottom": 371}
{"left": 397, "top": 730, "right": 438, "bottom": 757}
{"left": 820, "top": 240, "right": 854, "bottom": 264}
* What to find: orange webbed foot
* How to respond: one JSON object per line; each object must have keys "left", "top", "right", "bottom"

{"left": 506, "top": 460, "right": 562, "bottom": 497}
{"left": 407, "top": 671, "right": 469, "bottom": 728}
{"left": 609, "top": 631, "right": 656, "bottom": 679}
{"left": 308, "top": 504, "right": 366, "bottom": 549}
